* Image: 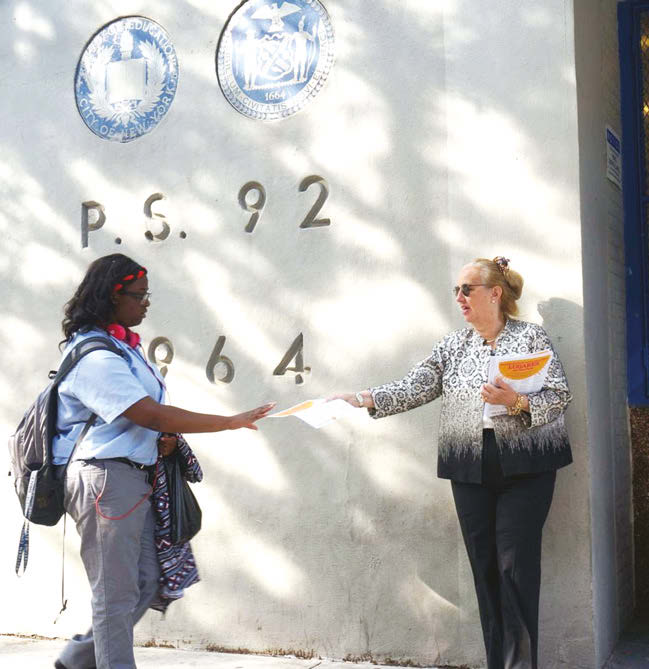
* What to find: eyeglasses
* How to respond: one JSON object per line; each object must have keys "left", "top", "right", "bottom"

{"left": 122, "top": 291, "right": 151, "bottom": 304}
{"left": 453, "top": 284, "right": 487, "bottom": 297}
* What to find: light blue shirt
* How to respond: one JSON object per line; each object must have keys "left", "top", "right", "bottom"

{"left": 52, "top": 328, "right": 166, "bottom": 466}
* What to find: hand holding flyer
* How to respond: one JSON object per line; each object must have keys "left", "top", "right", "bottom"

{"left": 485, "top": 350, "right": 553, "bottom": 417}
{"left": 269, "top": 398, "right": 357, "bottom": 429}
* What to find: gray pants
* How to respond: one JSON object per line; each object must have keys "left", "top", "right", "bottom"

{"left": 57, "top": 460, "right": 160, "bottom": 669}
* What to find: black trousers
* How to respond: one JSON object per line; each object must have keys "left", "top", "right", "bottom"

{"left": 451, "top": 429, "right": 556, "bottom": 669}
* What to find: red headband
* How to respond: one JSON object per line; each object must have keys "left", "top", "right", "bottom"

{"left": 114, "top": 268, "right": 147, "bottom": 292}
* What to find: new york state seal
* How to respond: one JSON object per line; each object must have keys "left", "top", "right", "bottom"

{"left": 75, "top": 17, "right": 179, "bottom": 142}
{"left": 217, "top": 0, "right": 335, "bottom": 121}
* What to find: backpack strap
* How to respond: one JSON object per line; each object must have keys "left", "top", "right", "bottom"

{"left": 61, "top": 414, "right": 98, "bottom": 478}
{"left": 54, "top": 335, "right": 127, "bottom": 465}
{"left": 53, "top": 335, "right": 126, "bottom": 385}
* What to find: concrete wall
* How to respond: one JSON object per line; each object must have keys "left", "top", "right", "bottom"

{"left": 0, "top": 1, "right": 598, "bottom": 666}
{"left": 574, "top": 0, "right": 634, "bottom": 665}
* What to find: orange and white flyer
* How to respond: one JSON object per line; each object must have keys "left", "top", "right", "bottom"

{"left": 269, "top": 398, "right": 356, "bottom": 429}
{"left": 485, "top": 349, "right": 554, "bottom": 417}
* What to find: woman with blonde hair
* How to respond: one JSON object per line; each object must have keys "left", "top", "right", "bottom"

{"left": 332, "top": 256, "right": 572, "bottom": 669}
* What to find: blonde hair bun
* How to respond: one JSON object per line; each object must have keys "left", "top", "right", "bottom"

{"left": 470, "top": 256, "right": 524, "bottom": 319}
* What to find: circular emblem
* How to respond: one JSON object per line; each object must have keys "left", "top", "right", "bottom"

{"left": 217, "top": 0, "right": 335, "bottom": 121}
{"left": 75, "top": 17, "right": 179, "bottom": 142}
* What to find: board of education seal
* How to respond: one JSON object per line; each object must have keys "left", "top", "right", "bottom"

{"left": 75, "top": 17, "right": 179, "bottom": 142}
{"left": 217, "top": 0, "right": 335, "bottom": 120}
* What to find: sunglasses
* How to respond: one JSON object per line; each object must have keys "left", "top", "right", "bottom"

{"left": 453, "top": 283, "right": 487, "bottom": 297}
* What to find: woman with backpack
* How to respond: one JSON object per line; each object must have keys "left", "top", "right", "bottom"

{"left": 52, "top": 253, "right": 274, "bottom": 669}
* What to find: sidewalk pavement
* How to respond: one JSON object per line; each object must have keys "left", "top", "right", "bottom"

{"left": 4, "top": 626, "right": 649, "bottom": 668}
{"left": 0, "top": 635, "right": 453, "bottom": 669}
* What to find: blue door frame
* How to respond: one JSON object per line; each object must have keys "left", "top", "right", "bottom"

{"left": 619, "top": 1, "right": 649, "bottom": 405}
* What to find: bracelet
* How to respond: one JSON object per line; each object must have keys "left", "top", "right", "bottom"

{"left": 507, "top": 393, "right": 525, "bottom": 416}
{"left": 355, "top": 392, "right": 365, "bottom": 408}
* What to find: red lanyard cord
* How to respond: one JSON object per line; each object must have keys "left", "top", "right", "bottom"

{"left": 94, "top": 460, "right": 159, "bottom": 521}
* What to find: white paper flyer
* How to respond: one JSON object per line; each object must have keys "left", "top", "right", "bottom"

{"left": 268, "top": 399, "right": 357, "bottom": 429}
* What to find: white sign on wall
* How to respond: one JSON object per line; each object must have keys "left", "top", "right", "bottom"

{"left": 606, "top": 125, "right": 622, "bottom": 189}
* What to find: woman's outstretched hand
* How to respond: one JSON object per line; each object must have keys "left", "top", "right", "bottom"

{"left": 228, "top": 402, "right": 277, "bottom": 430}
{"left": 327, "top": 393, "right": 357, "bottom": 406}
{"left": 327, "top": 392, "right": 373, "bottom": 409}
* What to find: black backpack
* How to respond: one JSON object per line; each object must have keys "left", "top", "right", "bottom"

{"left": 8, "top": 336, "right": 124, "bottom": 571}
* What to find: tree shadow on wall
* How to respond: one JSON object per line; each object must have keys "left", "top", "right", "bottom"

{"left": 0, "top": 1, "right": 585, "bottom": 666}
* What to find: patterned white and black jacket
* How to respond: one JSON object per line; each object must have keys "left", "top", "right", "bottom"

{"left": 368, "top": 318, "right": 572, "bottom": 483}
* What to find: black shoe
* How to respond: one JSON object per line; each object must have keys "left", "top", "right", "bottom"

{"left": 54, "top": 662, "right": 67, "bottom": 669}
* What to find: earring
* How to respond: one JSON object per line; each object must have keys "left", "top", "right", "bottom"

{"left": 491, "top": 299, "right": 496, "bottom": 304}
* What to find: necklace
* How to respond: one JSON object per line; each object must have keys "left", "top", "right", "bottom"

{"left": 482, "top": 323, "right": 505, "bottom": 344}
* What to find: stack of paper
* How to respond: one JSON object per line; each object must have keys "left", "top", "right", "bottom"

{"left": 485, "top": 350, "right": 553, "bottom": 417}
